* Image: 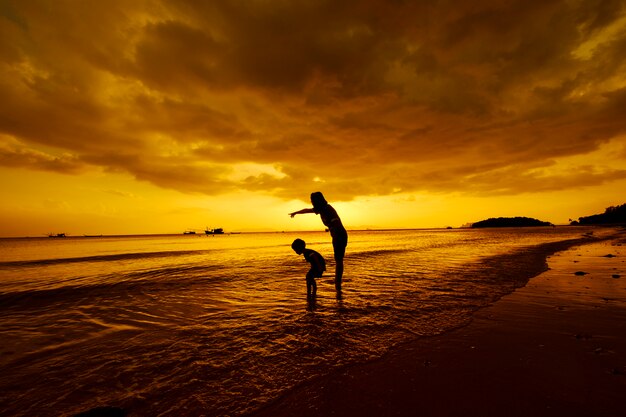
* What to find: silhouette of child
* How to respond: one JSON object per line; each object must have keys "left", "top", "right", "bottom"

{"left": 291, "top": 238, "right": 326, "bottom": 298}
{"left": 289, "top": 192, "right": 347, "bottom": 292}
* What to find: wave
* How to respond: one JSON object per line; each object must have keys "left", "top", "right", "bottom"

{"left": 1, "top": 236, "right": 597, "bottom": 307}
{"left": 347, "top": 248, "right": 412, "bottom": 260}
{"left": 347, "top": 238, "right": 484, "bottom": 261}
{"left": 0, "top": 263, "right": 231, "bottom": 309}
{"left": 0, "top": 249, "right": 215, "bottom": 268}
{"left": 475, "top": 237, "right": 587, "bottom": 282}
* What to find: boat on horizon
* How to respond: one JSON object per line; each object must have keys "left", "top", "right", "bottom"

{"left": 205, "top": 228, "right": 224, "bottom": 235}
{"left": 47, "top": 233, "right": 66, "bottom": 238}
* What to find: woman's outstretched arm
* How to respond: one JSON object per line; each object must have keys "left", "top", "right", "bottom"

{"left": 288, "top": 208, "right": 315, "bottom": 218}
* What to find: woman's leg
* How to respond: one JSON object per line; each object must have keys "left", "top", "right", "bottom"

{"left": 332, "top": 232, "right": 348, "bottom": 292}
{"left": 333, "top": 243, "right": 346, "bottom": 292}
{"left": 334, "top": 256, "right": 343, "bottom": 292}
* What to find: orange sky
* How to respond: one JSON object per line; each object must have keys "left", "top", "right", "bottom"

{"left": 1, "top": 1, "right": 626, "bottom": 237}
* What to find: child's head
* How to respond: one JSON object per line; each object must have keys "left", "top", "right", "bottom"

{"left": 310, "top": 192, "right": 327, "bottom": 211}
{"left": 291, "top": 238, "right": 306, "bottom": 254}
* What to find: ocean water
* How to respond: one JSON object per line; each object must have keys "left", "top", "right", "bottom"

{"left": 0, "top": 227, "right": 613, "bottom": 416}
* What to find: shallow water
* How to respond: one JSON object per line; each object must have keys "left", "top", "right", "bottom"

{"left": 0, "top": 227, "right": 614, "bottom": 416}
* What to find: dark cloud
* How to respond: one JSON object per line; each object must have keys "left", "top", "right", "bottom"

{"left": 458, "top": 165, "right": 626, "bottom": 196}
{"left": 576, "top": 0, "right": 624, "bottom": 33}
{"left": 1, "top": 0, "right": 625, "bottom": 201}
{"left": 131, "top": 20, "right": 228, "bottom": 92}
{"left": 128, "top": 95, "right": 252, "bottom": 142}
{"left": 0, "top": 136, "right": 85, "bottom": 174}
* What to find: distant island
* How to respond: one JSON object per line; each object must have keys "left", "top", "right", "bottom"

{"left": 471, "top": 217, "right": 553, "bottom": 228}
{"left": 572, "top": 203, "right": 626, "bottom": 225}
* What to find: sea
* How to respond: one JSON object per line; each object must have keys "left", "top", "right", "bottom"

{"left": 0, "top": 227, "right": 617, "bottom": 416}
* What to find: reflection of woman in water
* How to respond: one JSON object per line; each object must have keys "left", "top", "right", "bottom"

{"left": 289, "top": 192, "right": 348, "bottom": 292}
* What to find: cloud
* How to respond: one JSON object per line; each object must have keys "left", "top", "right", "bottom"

{"left": 0, "top": 135, "right": 85, "bottom": 174}
{"left": 456, "top": 163, "right": 626, "bottom": 195}
{"left": 102, "top": 189, "right": 138, "bottom": 199}
{"left": 1, "top": 0, "right": 625, "bottom": 202}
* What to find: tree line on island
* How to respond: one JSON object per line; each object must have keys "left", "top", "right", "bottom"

{"left": 468, "top": 203, "right": 626, "bottom": 228}
{"left": 571, "top": 203, "right": 626, "bottom": 225}
{"left": 471, "top": 217, "right": 552, "bottom": 228}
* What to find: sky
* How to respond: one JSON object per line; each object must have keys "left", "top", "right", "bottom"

{"left": 1, "top": 0, "right": 626, "bottom": 236}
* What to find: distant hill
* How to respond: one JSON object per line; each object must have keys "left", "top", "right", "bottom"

{"left": 574, "top": 204, "right": 626, "bottom": 225}
{"left": 471, "top": 216, "right": 553, "bottom": 228}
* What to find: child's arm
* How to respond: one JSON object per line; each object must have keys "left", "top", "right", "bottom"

{"left": 288, "top": 208, "right": 315, "bottom": 218}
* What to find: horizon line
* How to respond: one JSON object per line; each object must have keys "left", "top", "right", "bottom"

{"left": 0, "top": 223, "right": 598, "bottom": 239}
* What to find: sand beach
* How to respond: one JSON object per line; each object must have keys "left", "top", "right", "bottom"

{"left": 250, "top": 232, "right": 626, "bottom": 417}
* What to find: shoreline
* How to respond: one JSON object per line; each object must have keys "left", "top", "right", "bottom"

{"left": 249, "top": 231, "right": 626, "bottom": 417}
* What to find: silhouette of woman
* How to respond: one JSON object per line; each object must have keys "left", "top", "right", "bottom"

{"left": 289, "top": 192, "right": 348, "bottom": 292}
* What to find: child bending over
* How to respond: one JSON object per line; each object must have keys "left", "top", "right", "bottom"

{"left": 291, "top": 238, "right": 326, "bottom": 298}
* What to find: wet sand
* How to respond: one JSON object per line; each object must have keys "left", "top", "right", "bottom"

{"left": 250, "top": 234, "right": 626, "bottom": 417}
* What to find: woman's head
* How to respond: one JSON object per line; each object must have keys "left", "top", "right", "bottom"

{"left": 310, "top": 192, "right": 327, "bottom": 211}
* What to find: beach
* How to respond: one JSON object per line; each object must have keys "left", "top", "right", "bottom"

{"left": 1, "top": 228, "right": 624, "bottom": 416}
{"left": 250, "top": 233, "right": 626, "bottom": 417}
